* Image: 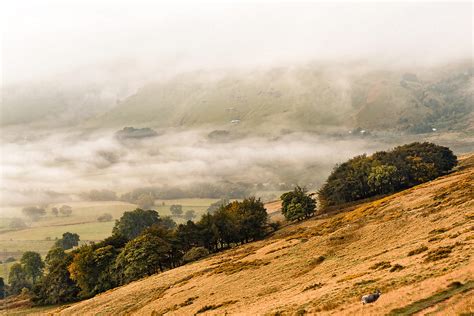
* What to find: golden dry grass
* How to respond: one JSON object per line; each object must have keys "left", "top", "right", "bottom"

{"left": 6, "top": 154, "right": 474, "bottom": 316}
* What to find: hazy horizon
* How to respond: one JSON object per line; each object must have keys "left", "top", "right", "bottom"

{"left": 2, "top": 1, "right": 472, "bottom": 85}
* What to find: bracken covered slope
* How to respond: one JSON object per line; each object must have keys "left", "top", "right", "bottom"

{"left": 47, "top": 155, "right": 473, "bottom": 315}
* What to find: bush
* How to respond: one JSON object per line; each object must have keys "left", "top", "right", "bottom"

{"left": 319, "top": 142, "right": 457, "bottom": 207}
{"left": 22, "top": 206, "right": 46, "bottom": 221}
{"left": 183, "top": 247, "right": 209, "bottom": 263}
{"left": 408, "top": 245, "right": 428, "bottom": 256}
{"left": 59, "top": 205, "right": 73, "bottom": 217}
{"left": 281, "top": 186, "right": 316, "bottom": 221}
{"left": 97, "top": 213, "right": 113, "bottom": 222}
{"left": 5, "top": 257, "right": 16, "bottom": 263}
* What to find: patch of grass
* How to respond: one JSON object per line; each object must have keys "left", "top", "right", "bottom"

{"left": 265, "top": 245, "right": 292, "bottom": 255}
{"left": 303, "top": 282, "right": 324, "bottom": 292}
{"left": 428, "top": 236, "right": 444, "bottom": 242}
{"left": 213, "top": 259, "right": 270, "bottom": 275}
{"left": 196, "top": 300, "right": 238, "bottom": 314}
{"left": 408, "top": 245, "right": 428, "bottom": 256}
{"left": 390, "top": 264, "right": 404, "bottom": 272}
{"left": 370, "top": 261, "right": 391, "bottom": 270}
{"left": 311, "top": 255, "right": 326, "bottom": 265}
{"left": 387, "top": 280, "right": 474, "bottom": 316}
{"left": 337, "top": 272, "right": 366, "bottom": 283}
{"left": 180, "top": 296, "right": 198, "bottom": 307}
{"left": 429, "top": 227, "right": 450, "bottom": 234}
{"left": 354, "top": 279, "right": 377, "bottom": 287}
{"left": 423, "top": 246, "right": 453, "bottom": 262}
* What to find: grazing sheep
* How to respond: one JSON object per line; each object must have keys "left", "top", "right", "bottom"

{"left": 361, "top": 289, "right": 381, "bottom": 305}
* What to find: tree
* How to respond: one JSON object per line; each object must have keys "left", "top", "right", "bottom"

{"left": 32, "top": 247, "right": 79, "bottom": 305}
{"left": 115, "top": 233, "right": 171, "bottom": 282}
{"left": 184, "top": 210, "right": 196, "bottom": 221}
{"left": 170, "top": 205, "right": 183, "bottom": 217}
{"left": 9, "top": 217, "right": 27, "bottom": 229}
{"left": 0, "top": 277, "right": 5, "bottom": 299}
{"left": 59, "top": 205, "right": 73, "bottom": 217}
{"left": 55, "top": 232, "right": 80, "bottom": 250}
{"left": 8, "top": 263, "right": 30, "bottom": 295}
{"left": 51, "top": 207, "right": 59, "bottom": 217}
{"left": 20, "top": 251, "right": 44, "bottom": 284}
{"left": 367, "top": 164, "right": 398, "bottom": 194}
{"left": 97, "top": 213, "right": 113, "bottom": 222}
{"left": 68, "top": 244, "right": 119, "bottom": 297}
{"left": 84, "top": 189, "right": 118, "bottom": 201}
{"left": 183, "top": 247, "right": 209, "bottom": 263}
{"left": 319, "top": 142, "right": 458, "bottom": 208}
{"left": 235, "top": 197, "right": 268, "bottom": 242}
{"left": 160, "top": 216, "right": 177, "bottom": 230}
{"left": 136, "top": 194, "right": 155, "bottom": 210}
{"left": 112, "top": 209, "right": 161, "bottom": 240}
{"left": 22, "top": 206, "right": 46, "bottom": 221}
{"left": 281, "top": 186, "right": 316, "bottom": 221}
{"left": 207, "top": 199, "right": 229, "bottom": 214}
{"left": 176, "top": 221, "right": 200, "bottom": 251}
{"left": 45, "top": 247, "right": 69, "bottom": 266}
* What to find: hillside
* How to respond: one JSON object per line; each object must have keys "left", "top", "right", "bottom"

{"left": 2, "top": 61, "right": 472, "bottom": 134}
{"left": 38, "top": 154, "right": 473, "bottom": 315}
{"left": 84, "top": 61, "right": 473, "bottom": 134}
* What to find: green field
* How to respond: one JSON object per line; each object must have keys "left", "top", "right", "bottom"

{"left": 0, "top": 198, "right": 219, "bottom": 282}
{"left": 0, "top": 199, "right": 219, "bottom": 249}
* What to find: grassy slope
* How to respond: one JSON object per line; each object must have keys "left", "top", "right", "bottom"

{"left": 39, "top": 154, "right": 474, "bottom": 316}
{"left": 84, "top": 61, "right": 473, "bottom": 134}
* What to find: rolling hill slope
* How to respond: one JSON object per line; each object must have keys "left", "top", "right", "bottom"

{"left": 46, "top": 154, "right": 473, "bottom": 315}
{"left": 85, "top": 61, "right": 473, "bottom": 134}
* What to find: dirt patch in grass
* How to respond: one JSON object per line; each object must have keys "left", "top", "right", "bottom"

{"left": 387, "top": 280, "right": 474, "bottom": 316}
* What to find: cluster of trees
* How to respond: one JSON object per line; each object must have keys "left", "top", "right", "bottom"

{"left": 21, "top": 205, "right": 74, "bottom": 222}
{"left": 26, "top": 197, "right": 269, "bottom": 305}
{"left": 169, "top": 205, "right": 196, "bottom": 221}
{"left": 319, "top": 142, "right": 457, "bottom": 207}
{"left": 81, "top": 189, "right": 118, "bottom": 201}
{"left": 22, "top": 206, "right": 46, "bottom": 221}
{"left": 97, "top": 213, "right": 113, "bottom": 222}
{"left": 120, "top": 182, "right": 252, "bottom": 204}
{"left": 280, "top": 186, "right": 316, "bottom": 221}
{"left": 7, "top": 251, "right": 44, "bottom": 295}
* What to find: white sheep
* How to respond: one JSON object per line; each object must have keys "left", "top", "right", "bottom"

{"left": 361, "top": 289, "right": 381, "bottom": 305}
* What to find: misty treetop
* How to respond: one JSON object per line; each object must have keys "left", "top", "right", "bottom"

{"left": 318, "top": 142, "right": 457, "bottom": 207}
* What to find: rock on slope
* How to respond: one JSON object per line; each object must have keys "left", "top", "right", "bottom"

{"left": 54, "top": 155, "right": 473, "bottom": 315}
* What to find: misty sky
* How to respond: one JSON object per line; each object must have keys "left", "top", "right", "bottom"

{"left": 1, "top": 1, "right": 472, "bottom": 85}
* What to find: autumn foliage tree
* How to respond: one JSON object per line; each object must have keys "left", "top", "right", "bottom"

{"left": 280, "top": 186, "right": 316, "bottom": 221}
{"left": 319, "top": 142, "right": 457, "bottom": 207}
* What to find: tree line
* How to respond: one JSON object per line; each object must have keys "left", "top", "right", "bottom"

{"left": 318, "top": 142, "right": 457, "bottom": 207}
{"left": 5, "top": 197, "right": 274, "bottom": 305}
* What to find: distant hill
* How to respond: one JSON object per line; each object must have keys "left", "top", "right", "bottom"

{"left": 2, "top": 61, "right": 472, "bottom": 134}
{"left": 38, "top": 153, "right": 473, "bottom": 315}
{"left": 86, "top": 61, "right": 473, "bottom": 134}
